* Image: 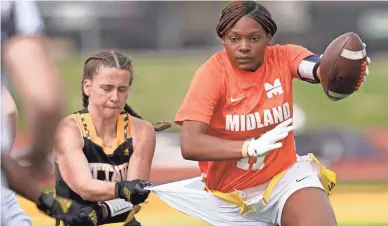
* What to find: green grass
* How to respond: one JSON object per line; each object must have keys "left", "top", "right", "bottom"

{"left": 13, "top": 50, "right": 388, "bottom": 131}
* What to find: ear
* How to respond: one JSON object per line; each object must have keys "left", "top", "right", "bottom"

{"left": 83, "top": 79, "right": 92, "bottom": 97}
{"left": 222, "top": 37, "right": 226, "bottom": 47}
{"left": 267, "top": 35, "right": 273, "bottom": 46}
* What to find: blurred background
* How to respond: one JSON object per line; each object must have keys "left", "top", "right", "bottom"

{"left": 4, "top": 1, "right": 388, "bottom": 226}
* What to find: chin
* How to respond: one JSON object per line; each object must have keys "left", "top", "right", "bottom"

{"left": 102, "top": 108, "right": 121, "bottom": 118}
{"left": 237, "top": 64, "right": 256, "bottom": 72}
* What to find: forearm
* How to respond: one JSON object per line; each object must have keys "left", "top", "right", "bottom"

{"left": 1, "top": 154, "right": 42, "bottom": 203}
{"left": 27, "top": 110, "right": 62, "bottom": 157}
{"left": 181, "top": 133, "right": 245, "bottom": 161}
{"left": 77, "top": 180, "right": 116, "bottom": 202}
{"left": 4, "top": 36, "right": 65, "bottom": 159}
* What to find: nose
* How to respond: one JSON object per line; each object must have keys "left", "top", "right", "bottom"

{"left": 110, "top": 90, "right": 119, "bottom": 103}
{"left": 238, "top": 40, "right": 250, "bottom": 53}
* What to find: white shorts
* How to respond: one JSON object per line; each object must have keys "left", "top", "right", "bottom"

{"left": 148, "top": 155, "right": 324, "bottom": 226}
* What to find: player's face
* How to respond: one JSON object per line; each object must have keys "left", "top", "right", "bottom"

{"left": 223, "top": 16, "right": 271, "bottom": 72}
{"left": 84, "top": 67, "right": 130, "bottom": 118}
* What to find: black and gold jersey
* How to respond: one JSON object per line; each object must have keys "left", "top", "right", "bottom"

{"left": 55, "top": 108, "right": 136, "bottom": 225}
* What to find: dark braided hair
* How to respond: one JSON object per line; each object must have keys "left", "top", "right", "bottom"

{"left": 82, "top": 50, "right": 142, "bottom": 119}
{"left": 216, "top": 1, "right": 277, "bottom": 38}
{"left": 82, "top": 50, "right": 171, "bottom": 131}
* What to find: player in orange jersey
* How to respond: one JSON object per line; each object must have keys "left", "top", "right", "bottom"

{"left": 149, "top": 1, "right": 370, "bottom": 226}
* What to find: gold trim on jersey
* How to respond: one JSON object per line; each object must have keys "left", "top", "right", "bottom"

{"left": 73, "top": 112, "right": 132, "bottom": 155}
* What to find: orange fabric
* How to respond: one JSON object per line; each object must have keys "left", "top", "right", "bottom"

{"left": 175, "top": 44, "right": 314, "bottom": 193}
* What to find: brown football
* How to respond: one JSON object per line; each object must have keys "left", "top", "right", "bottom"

{"left": 320, "top": 32, "right": 367, "bottom": 101}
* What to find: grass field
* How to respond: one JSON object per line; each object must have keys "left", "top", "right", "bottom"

{"left": 12, "top": 50, "right": 388, "bottom": 131}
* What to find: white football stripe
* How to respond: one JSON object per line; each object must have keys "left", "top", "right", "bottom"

{"left": 328, "top": 91, "right": 350, "bottom": 99}
{"left": 341, "top": 48, "right": 367, "bottom": 60}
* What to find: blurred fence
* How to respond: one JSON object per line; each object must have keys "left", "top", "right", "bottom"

{"left": 38, "top": 1, "right": 388, "bottom": 54}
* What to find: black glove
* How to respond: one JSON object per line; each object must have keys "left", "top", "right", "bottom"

{"left": 70, "top": 205, "right": 102, "bottom": 226}
{"left": 115, "top": 179, "right": 152, "bottom": 205}
{"left": 36, "top": 192, "right": 81, "bottom": 224}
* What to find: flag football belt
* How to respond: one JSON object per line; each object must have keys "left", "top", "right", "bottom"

{"left": 205, "top": 153, "right": 337, "bottom": 215}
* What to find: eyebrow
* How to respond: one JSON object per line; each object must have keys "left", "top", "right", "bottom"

{"left": 100, "top": 84, "right": 114, "bottom": 87}
{"left": 228, "top": 30, "right": 263, "bottom": 36}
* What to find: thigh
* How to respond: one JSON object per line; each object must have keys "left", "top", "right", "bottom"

{"left": 281, "top": 187, "right": 336, "bottom": 226}
{"left": 266, "top": 155, "right": 336, "bottom": 226}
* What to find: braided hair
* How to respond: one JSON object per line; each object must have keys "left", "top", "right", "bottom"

{"left": 216, "top": 1, "right": 277, "bottom": 38}
{"left": 82, "top": 50, "right": 171, "bottom": 131}
{"left": 82, "top": 50, "right": 142, "bottom": 119}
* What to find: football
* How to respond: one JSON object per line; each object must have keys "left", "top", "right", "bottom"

{"left": 319, "top": 32, "right": 367, "bottom": 101}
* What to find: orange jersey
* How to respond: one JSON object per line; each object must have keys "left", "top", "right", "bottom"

{"left": 175, "top": 44, "right": 314, "bottom": 193}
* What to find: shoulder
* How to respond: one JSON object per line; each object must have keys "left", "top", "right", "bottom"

{"left": 267, "top": 44, "right": 311, "bottom": 57}
{"left": 130, "top": 116, "right": 156, "bottom": 140}
{"left": 190, "top": 50, "right": 227, "bottom": 91}
{"left": 54, "top": 114, "right": 83, "bottom": 150}
{"left": 266, "top": 44, "right": 288, "bottom": 57}
{"left": 57, "top": 114, "right": 79, "bottom": 132}
{"left": 195, "top": 50, "right": 226, "bottom": 78}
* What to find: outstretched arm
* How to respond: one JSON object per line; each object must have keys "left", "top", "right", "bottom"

{"left": 2, "top": 0, "right": 65, "bottom": 178}
{"left": 287, "top": 43, "right": 370, "bottom": 87}
{"left": 54, "top": 116, "right": 116, "bottom": 202}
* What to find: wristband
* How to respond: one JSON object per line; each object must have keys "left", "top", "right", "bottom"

{"left": 100, "top": 199, "right": 134, "bottom": 217}
{"left": 241, "top": 140, "right": 250, "bottom": 158}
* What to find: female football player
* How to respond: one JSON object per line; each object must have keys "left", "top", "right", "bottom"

{"left": 53, "top": 50, "right": 170, "bottom": 226}
{"left": 149, "top": 1, "right": 370, "bottom": 226}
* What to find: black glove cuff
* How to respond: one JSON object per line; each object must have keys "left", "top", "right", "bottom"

{"left": 93, "top": 204, "right": 104, "bottom": 222}
{"left": 114, "top": 182, "right": 121, "bottom": 198}
{"left": 36, "top": 193, "right": 54, "bottom": 212}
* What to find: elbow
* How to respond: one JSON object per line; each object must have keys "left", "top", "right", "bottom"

{"left": 180, "top": 136, "right": 199, "bottom": 161}
{"left": 73, "top": 185, "right": 91, "bottom": 201}
{"left": 78, "top": 191, "right": 91, "bottom": 201}
{"left": 181, "top": 148, "right": 195, "bottom": 161}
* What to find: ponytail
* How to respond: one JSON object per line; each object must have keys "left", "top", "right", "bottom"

{"left": 124, "top": 104, "right": 142, "bottom": 119}
{"left": 124, "top": 104, "right": 171, "bottom": 132}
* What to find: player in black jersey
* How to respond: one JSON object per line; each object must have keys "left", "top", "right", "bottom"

{"left": 53, "top": 50, "right": 170, "bottom": 226}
